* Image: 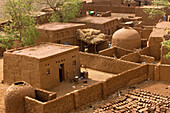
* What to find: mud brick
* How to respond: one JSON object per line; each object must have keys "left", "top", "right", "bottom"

{"left": 139, "top": 108, "right": 148, "bottom": 112}
{"left": 160, "top": 106, "right": 166, "bottom": 112}
{"left": 148, "top": 107, "right": 155, "bottom": 111}
{"left": 106, "top": 102, "right": 112, "bottom": 107}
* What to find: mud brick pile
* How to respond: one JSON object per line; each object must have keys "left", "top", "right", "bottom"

{"left": 94, "top": 89, "right": 170, "bottom": 113}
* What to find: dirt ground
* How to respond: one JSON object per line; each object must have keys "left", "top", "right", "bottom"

{"left": 73, "top": 81, "right": 170, "bottom": 113}
{"left": 0, "top": 58, "right": 116, "bottom": 112}
{"left": 51, "top": 68, "right": 116, "bottom": 97}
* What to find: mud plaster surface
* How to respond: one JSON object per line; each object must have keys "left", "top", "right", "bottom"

{"left": 0, "top": 58, "right": 9, "bottom": 113}
{"left": 73, "top": 81, "right": 170, "bottom": 113}
{"left": 50, "top": 68, "right": 117, "bottom": 97}
{"left": 0, "top": 57, "right": 116, "bottom": 112}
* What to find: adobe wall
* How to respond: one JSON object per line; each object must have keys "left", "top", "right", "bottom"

{"left": 148, "top": 28, "right": 164, "bottom": 60}
{"left": 39, "top": 50, "right": 80, "bottom": 90}
{"left": 43, "top": 93, "right": 75, "bottom": 113}
{"left": 80, "top": 52, "right": 140, "bottom": 74}
{"left": 140, "top": 54, "right": 155, "bottom": 63}
{"left": 161, "top": 45, "right": 170, "bottom": 65}
{"left": 99, "top": 46, "right": 133, "bottom": 58}
{"left": 159, "top": 64, "right": 170, "bottom": 81}
{"left": 154, "top": 64, "right": 170, "bottom": 81}
{"left": 74, "top": 82, "right": 103, "bottom": 109}
{"left": 103, "top": 64, "right": 148, "bottom": 97}
{"left": 135, "top": 7, "right": 164, "bottom": 26}
{"left": 25, "top": 96, "right": 44, "bottom": 113}
{"left": 86, "top": 4, "right": 135, "bottom": 13}
{"left": 120, "top": 53, "right": 155, "bottom": 63}
{"left": 139, "top": 47, "right": 151, "bottom": 56}
{"left": 35, "top": 25, "right": 85, "bottom": 45}
{"left": 24, "top": 64, "right": 149, "bottom": 113}
{"left": 3, "top": 53, "right": 41, "bottom": 88}
{"left": 120, "top": 53, "right": 139, "bottom": 63}
{"left": 35, "top": 89, "right": 57, "bottom": 102}
{"left": 88, "top": 42, "right": 108, "bottom": 53}
{"left": 133, "top": 26, "right": 153, "bottom": 40}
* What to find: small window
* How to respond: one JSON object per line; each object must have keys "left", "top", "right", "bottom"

{"left": 57, "top": 40, "right": 61, "bottom": 44}
{"left": 72, "top": 60, "right": 76, "bottom": 65}
{"left": 46, "top": 69, "right": 50, "bottom": 75}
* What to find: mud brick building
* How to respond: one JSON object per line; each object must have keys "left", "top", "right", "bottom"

{"left": 70, "top": 16, "right": 119, "bottom": 35}
{"left": 35, "top": 22, "right": 86, "bottom": 45}
{"left": 92, "top": 0, "right": 122, "bottom": 6}
{"left": 135, "top": 6, "right": 168, "bottom": 26}
{"left": 3, "top": 43, "right": 80, "bottom": 89}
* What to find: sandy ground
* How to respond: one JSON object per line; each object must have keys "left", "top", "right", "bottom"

{"left": 50, "top": 68, "right": 117, "bottom": 97}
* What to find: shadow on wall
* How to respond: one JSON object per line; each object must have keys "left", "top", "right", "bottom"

{"left": 79, "top": 52, "right": 140, "bottom": 74}
{"left": 24, "top": 64, "right": 149, "bottom": 113}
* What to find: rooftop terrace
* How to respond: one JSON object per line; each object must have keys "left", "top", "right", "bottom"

{"left": 8, "top": 43, "right": 79, "bottom": 59}
{"left": 37, "top": 22, "right": 85, "bottom": 31}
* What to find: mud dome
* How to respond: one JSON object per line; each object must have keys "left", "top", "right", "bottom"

{"left": 111, "top": 27, "right": 141, "bottom": 50}
{"left": 4, "top": 81, "right": 35, "bottom": 113}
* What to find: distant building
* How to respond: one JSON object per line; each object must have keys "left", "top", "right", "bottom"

{"left": 70, "top": 16, "right": 119, "bottom": 35}
{"left": 35, "top": 22, "right": 86, "bottom": 45}
{"left": 4, "top": 43, "right": 80, "bottom": 89}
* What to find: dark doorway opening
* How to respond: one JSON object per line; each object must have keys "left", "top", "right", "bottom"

{"left": 108, "top": 29, "right": 110, "bottom": 35}
{"left": 139, "top": 1, "right": 141, "bottom": 6}
{"left": 59, "top": 64, "right": 64, "bottom": 82}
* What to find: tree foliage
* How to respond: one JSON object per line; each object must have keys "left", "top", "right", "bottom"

{"left": 0, "top": 0, "right": 39, "bottom": 49}
{"left": 36, "top": 0, "right": 82, "bottom": 22}
{"left": 144, "top": 0, "right": 169, "bottom": 18}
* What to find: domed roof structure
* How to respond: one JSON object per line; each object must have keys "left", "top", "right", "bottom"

{"left": 111, "top": 27, "right": 141, "bottom": 50}
{"left": 4, "top": 81, "right": 35, "bottom": 113}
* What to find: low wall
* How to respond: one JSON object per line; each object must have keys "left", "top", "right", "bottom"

{"left": 120, "top": 53, "right": 139, "bottom": 63}
{"left": 74, "top": 82, "right": 103, "bottom": 109}
{"left": 35, "top": 89, "right": 57, "bottom": 102}
{"left": 99, "top": 47, "right": 116, "bottom": 57}
{"left": 139, "top": 47, "right": 151, "bottom": 56}
{"left": 25, "top": 96, "right": 44, "bottom": 113}
{"left": 86, "top": 4, "right": 135, "bottom": 13}
{"left": 43, "top": 93, "right": 75, "bottom": 113}
{"left": 99, "top": 46, "right": 133, "bottom": 58}
{"left": 154, "top": 64, "right": 170, "bottom": 82}
{"left": 80, "top": 52, "right": 140, "bottom": 74}
{"left": 104, "top": 64, "right": 148, "bottom": 96}
{"left": 24, "top": 64, "right": 149, "bottom": 112}
{"left": 120, "top": 53, "right": 155, "bottom": 63}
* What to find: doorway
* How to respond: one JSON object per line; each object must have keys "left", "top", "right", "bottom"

{"left": 59, "top": 64, "right": 64, "bottom": 82}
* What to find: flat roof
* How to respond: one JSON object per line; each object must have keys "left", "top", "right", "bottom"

{"left": 36, "top": 22, "right": 85, "bottom": 31}
{"left": 156, "top": 21, "right": 170, "bottom": 29}
{"left": 70, "top": 16, "right": 117, "bottom": 24}
{"left": 150, "top": 28, "right": 166, "bottom": 38}
{"left": 8, "top": 43, "right": 78, "bottom": 59}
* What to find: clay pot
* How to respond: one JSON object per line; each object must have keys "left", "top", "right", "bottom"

{"left": 111, "top": 27, "right": 141, "bottom": 50}
{"left": 4, "top": 81, "right": 35, "bottom": 113}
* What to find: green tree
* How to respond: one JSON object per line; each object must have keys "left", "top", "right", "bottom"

{"left": 143, "top": 0, "right": 170, "bottom": 58}
{"left": 36, "top": 0, "right": 82, "bottom": 22}
{"left": 0, "top": 0, "right": 39, "bottom": 50}
{"left": 144, "top": 0, "right": 169, "bottom": 18}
